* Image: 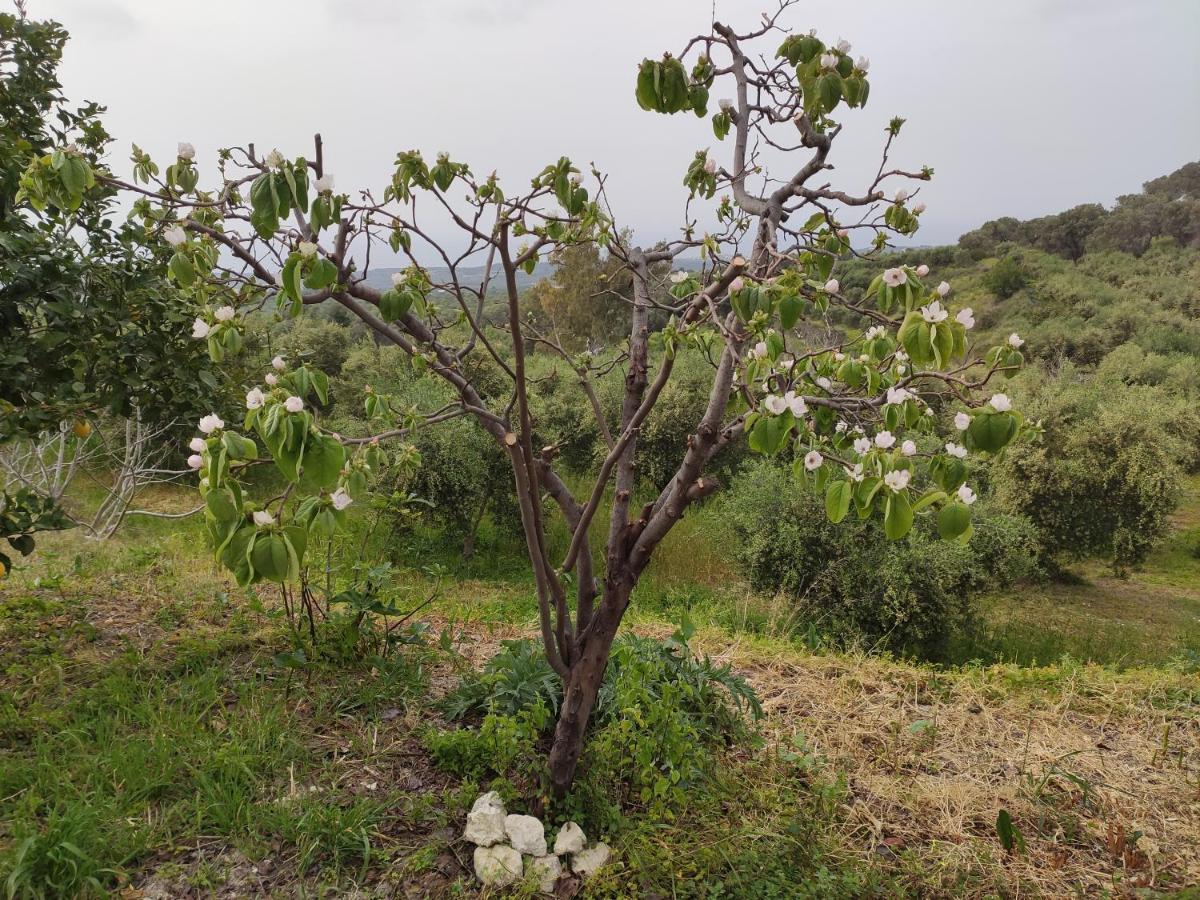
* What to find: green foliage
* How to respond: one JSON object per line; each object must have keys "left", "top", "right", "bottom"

{"left": 981, "top": 254, "right": 1028, "bottom": 299}
{"left": 722, "top": 460, "right": 1039, "bottom": 659}
{"left": 990, "top": 365, "right": 1181, "bottom": 572}
{"left": 434, "top": 629, "right": 761, "bottom": 818}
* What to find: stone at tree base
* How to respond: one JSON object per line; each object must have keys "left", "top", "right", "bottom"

{"left": 463, "top": 808, "right": 507, "bottom": 847}
{"left": 571, "top": 842, "right": 612, "bottom": 878}
{"left": 504, "top": 813, "right": 548, "bottom": 856}
{"left": 528, "top": 854, "right": 562, "bottom": 893}
{"left": 471, "top": 791, "right": 506, "bottom": 815}
{"left": 553, "top": 821, "right": 586, "bottom": 855}
{"left": 473, "top": 844, "right": 522, "bottom": 887}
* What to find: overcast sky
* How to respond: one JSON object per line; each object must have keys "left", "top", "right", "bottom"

{"left": 29, "top": 0, "right": 1200, "bottom": 254}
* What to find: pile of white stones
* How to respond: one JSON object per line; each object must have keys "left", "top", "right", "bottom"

{"left": 463, "top": 791, "right": 611, "bottom": 892}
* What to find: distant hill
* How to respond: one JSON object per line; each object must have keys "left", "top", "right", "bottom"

{"left": 364, "top": 262, "right": 556, "bottom": 297}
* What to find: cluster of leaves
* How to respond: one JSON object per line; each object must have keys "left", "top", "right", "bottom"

{"left": 635, "top": 53, "right": 713, "bottom": 117}
{"left": 435, "top": 625, "right": 761, "bottom": 814}
{"left": 0, "top": 489, "right": 72, "bottom": 576}
{"left": 776, "top": 33, "right": 870, "bottom": 120}
{"left": 196, "top": 361, "right": 387, "bottom": 587}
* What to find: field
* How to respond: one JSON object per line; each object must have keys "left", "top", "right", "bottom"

{"left": 2, "top": 479, "right": 1197, "bottom": 899}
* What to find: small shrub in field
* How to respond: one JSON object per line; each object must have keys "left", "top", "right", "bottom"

{"left": 431, "top": 627, "right": 761, "bottom": 820}
{"left": 983, "top": 254, "right": 1029, "bottom": 299}
{"left": 722, "top": 460, "right": 1039, "bottom": 659}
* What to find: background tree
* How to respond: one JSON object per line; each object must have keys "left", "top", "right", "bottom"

{"left": 34, "top": 4, "right": 1030, "bottom": 799}
{"left": 0, "top": 4, "right": 218, "bottom": 571}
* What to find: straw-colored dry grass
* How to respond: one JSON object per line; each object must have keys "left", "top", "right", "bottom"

{"left": 686, "top": 629, "right": 1200, "bottom": 897}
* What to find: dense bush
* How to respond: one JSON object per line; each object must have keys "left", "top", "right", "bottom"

{"left": 981, "top": 253, "right": 1028, "bottom": 299}
{"left": 722, "top": 461, "right": 1040, "bottom": 660}
{"left": 990, "top": 364, "right": 1181, "bottom": 572}
{"left": 430, "top": 629, "right": 761, "bottom": 820}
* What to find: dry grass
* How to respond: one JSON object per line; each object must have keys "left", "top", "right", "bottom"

{"left": 688, "top": 629, "right": 1200, "bottom": 896}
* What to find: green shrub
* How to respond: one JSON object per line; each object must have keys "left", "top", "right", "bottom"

{"left": 991, "top": 364, "right": 1182, "bottom": 572}
{"left": 982, "top": 253, "right": 1028, "bottom": 299}
{"left": 722, "top": 460, "right": 1039, "bottom": 660}
{"left": 432, "top": 628, "right": 761, "bottom": 821}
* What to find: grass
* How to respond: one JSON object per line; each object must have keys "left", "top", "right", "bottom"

{"left": 1, "top": 481, "right": 1199, "bottom": 896}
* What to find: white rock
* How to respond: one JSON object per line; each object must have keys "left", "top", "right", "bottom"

{"left": 463, "top": 808, "right": 506, "bottom": 847}
{"left": 471, "top": 791, "right": 506, "bottom": 815}
{"left": 527, "top": 854, "right": 562, "bottom": 894}
{"left": 572, "top": 842, "right": 612, "bottom": 878}
{"left": 553, "top": 821, "right": 586, "bottom": 855}
{"left": 473, "top": 844, "right": 522, "bottom": 887}
{"left": 504, "top": 813, "right": 547, "bottom": 856}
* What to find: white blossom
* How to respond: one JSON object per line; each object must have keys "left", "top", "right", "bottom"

{"left": 265, "top": 373, "right": 278, "bottom": 386}
{"left": 897, "top": 364, "right": 908, "bottom": 375}
{"left": 824, "top": 278, "right": 840, "bottom": 293}
{"left": 856, "top": 56, "right": 870, "bottom": 72}
{"left": 913, "top": 202, "right": 926, "bottom": 214}
{"left": 901, "top": 439, "right": 917, "bottom": 457}
{"left": 816, "top": 376, "right": 833, "bottom": 390}
{"left": 252, "top": 510, "right": 275, "bottom": 526}
{"left": 837, "top": 228, "right": 850, "bottom": 239}
{"left": 1008, "top": 332, "right": 1024, "bottom": 349}
{"left": 778, "top": 355, "right": 795, "bottom": 371}
{"left": 954, "top": 411, "right": 971, "bottom": 431}
{"left": 729, "top": 276, "right": 745, "bottom": 292}
{"left": 164, "top": 225, "right": 187, "bottom": 247}
{"left": 719, "top": 98, "right": 733, "bottom": 111}
{"left": 835, "top": 420, "right": 848, "bottom": 434}
{"left": 703, "top": 156, "right": 717, "bottom": 175}
{"left": 884, "top": 469, "right": 911, "bottom": 492}
{"left": 187, "top": 453, "right": 203, "bottom": 470}
{"left": 819, "top": 52, "right": 838, "bottom": 69}
{"left": 957, "top": 484, "right": 977, "bottom": 505}
{"left": 875, "top": 430, "right": 897, "bottom": 449}
{"left": 245, "top": 387, "right": 266, "bottom": 410}
{"left": 751, "top": 341, "right": 768, "bottom": 360}
{"left": 272, "top": 355, "right": 286, "bottom": 371}
{"left": 894, "top": 348, "right": 909, "bottom": 362}
{"left": 853, "top": 437, "right": 871, "bottom": 455}
{"left": 936, "top": 281, "right": 951, "bottom": 296}
{"left": 865, "top": 325, "right": 885, "bottom": 341}
{"left": 298, "top": 241, "right": 317, "bottom": 259}
{"left": 214, "top": 305, "right": 236, "bottom": 322}
{"left": 284, "top": 396, "right": 304, "bottom": 413}
{"left": 331, "top": 487, "right": 353, "bottom": 511}
{"left": 916, "top": 264, "right": 930, "bottom": 277}
{"left": 670, "top": 270, "right": 689, "bottom": 284}
{"left": 177, "top": 142, "right": 195, "bottom": 160}
{"left": 945, "top": 442, "right": 967, "bottom": 459}
{"left": 836, "top": 38, "right": 851, "bottom": 53}
{"left": 314, "top": 174, "right": 335, "bottom": 193}
{"left": 188, "top": 436, "right": 206, "bottom": 453}
{"left": 894, "top": 189, "right": 908, "bottom": 203}
{"left": 265, "top": 149, "right": 285, "bottom": 169}
{"left": 882, "top": 267, "right": 907, "bottom": 287}
{"left": 990, "top": 393, "right": 1012, "bottom": 412}
{"left": 191, "top": 317, "right": 210, "bottom": 339}
{"left": 785, "top": 391, "right": 807, "bottom": 416}
{"left": 846, "top": 462, "right": 865, "bottom": 482}
{"left": 833, "top": 351, "right": 846, "bottom": 362}
{"left": 763, "top": 394, "right": 787, "bottom": 415}
{"left": 921, "top": 300, "right": 948, "bottom": 324}
{"left": 804, "top": 450, "right": 824, "bottom": 471}
{"left": 956, "top": 307, "right": 975, "bottom": 329}
{"left": 198, "top": 414, "right": 224, "bottom": 434}
{"left": 886, "top": 386, "right": 912, "bottom": 405}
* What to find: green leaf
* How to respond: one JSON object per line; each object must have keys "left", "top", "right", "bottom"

{"left": 250, "top": 533, "right": 290, "bottom": 583}
{"left": 968, "top": 411, "right": 1019, "bottom": 453}
{"left": 825, "top": 480, "right": 852, "bottom": 524}
{"left": 204, "top": 487, "right": 239, "bottom": 523}
{"left": 883, "top": 491, "right": 913, "bottom": 540}
{"left": 938, "top": 502, "right": 972, "bottom": 540}
{"left": 299, "top": 434, "right": 346, "bottom": 491}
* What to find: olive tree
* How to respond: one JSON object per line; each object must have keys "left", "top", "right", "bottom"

{"left": 24, "top": 5, "right": 1029, "bottom": 797}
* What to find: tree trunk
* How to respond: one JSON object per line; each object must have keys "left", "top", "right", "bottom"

{"left": 545, "top": 595, "right": 625, "bottom": 798}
